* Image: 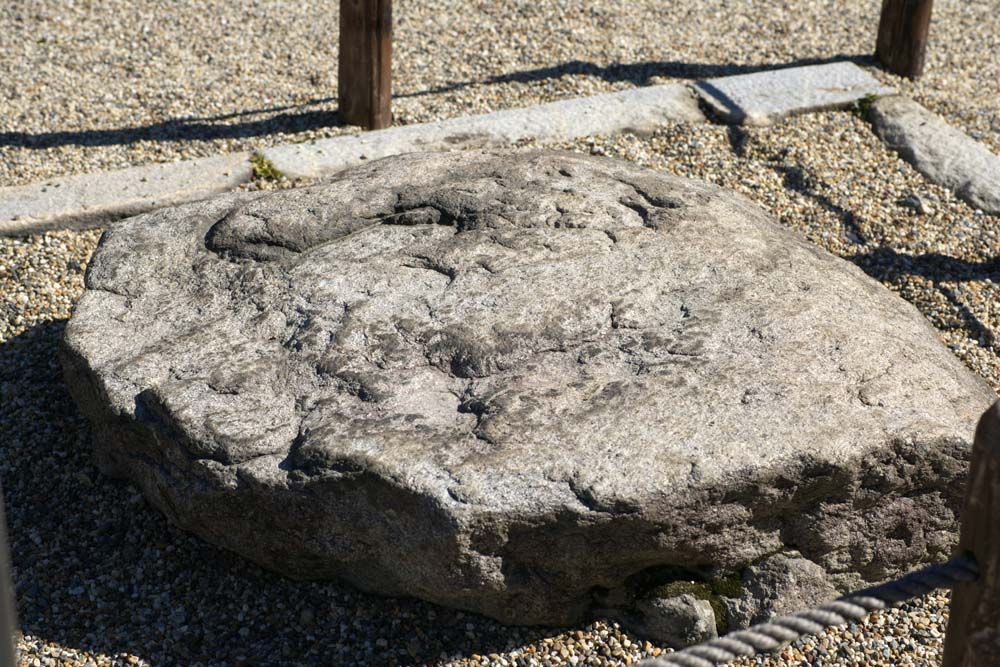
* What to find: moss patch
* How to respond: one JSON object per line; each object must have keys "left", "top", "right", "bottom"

{"left": 852, "top": 93, "right": 880, "bottom": 119}
{"left": 645, "top": 575, "right": 744, "bottom": 635}
{"left": 250, "top": 152, "right": 284, "bottom": 181}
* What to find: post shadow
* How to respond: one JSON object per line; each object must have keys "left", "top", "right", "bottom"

{"left": 3, "top": 54, "right": 874, "bottom": 153}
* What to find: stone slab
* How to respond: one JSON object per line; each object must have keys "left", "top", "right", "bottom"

{"left": 0, "top": 153, "right": 254, "bottom": 236}
{"left": 63, "top": 149, "right": 994, "bottom": 630}
{"left": 693, "top": 61, "right": 896, "bottom": 125}
{"left": 869, "top": 96, "right": 1000, "bottom": 216}
{"left": 261, "top": 83, "right": 704, "bottom": 179}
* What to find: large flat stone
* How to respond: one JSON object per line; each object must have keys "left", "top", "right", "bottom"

{"left": 694, "top": 62, "right": 895, "bottom": 125}
{"left": 262, "top": 84, "right": 704, "bottom": 179}
{"left": 0, "top": 154, "right": 253, "bottom": 236}
{"left": 869, "top": 96, "right": 1000, "bottom": 216}
{"left": 63, "top": 150, "right": 993, "bottom": 630}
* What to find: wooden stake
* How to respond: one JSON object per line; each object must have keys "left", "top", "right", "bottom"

{"left": 943, "top": 400, "right": 1000, "bottom": 667}
{"left": 338, "top": 0, "right": 392, "bottom": 130}
{"left": 875, "top": 0, "right": 934, "bottom": 79}
{"left": 0, "top": 486, "right": 17, "bottom": 667}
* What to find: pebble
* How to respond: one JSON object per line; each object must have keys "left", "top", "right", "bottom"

{"left": 1, "top": 1, "right": 998, "bottom": 188}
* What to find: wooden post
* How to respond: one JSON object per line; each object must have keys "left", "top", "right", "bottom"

{"left": 943, "top": 400, "right": 1000, "bottom": 667}
{"left": 875, "top": 0, "right": 934, "bottom": 79}
{"left": 0, "top": 486, "right": 18, "bottom": 666}
{"left": 338, "top": 0, "right": 392, "bottom": 130}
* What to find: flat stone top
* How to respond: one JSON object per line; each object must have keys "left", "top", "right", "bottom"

{"left": 68, "top": 150, "right": 990, "bottom": 518}
{"left": 694, "top": 62, "right": 896, "bottom": 125}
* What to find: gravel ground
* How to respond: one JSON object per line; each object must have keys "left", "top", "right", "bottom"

{"left": 3, "top": 107, "right": 998, "bottom": 666}
{"left": 1, "top": 0, "right": 999, "bottom": 187}
{"left": 2, "top": 1, "right": 999, "bottom": 665}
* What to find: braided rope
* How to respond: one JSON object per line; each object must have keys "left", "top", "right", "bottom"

{"left": 640, "top": 554, "right": 978, "bottom": 667}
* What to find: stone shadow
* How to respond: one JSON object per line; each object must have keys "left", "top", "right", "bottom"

{"left": 0, "top": 321, "right": 551, "bottom": 667}
{"left": 394, "top": 54, "right": 875, "bottom": 100}
{"left": 849, "top": 248, "right": 1000, "bottom": 353}
{"left": 0, "top": 105, "right": 343, "bottom": 150}
{"left": 1, "top": 54, "right": 873, "bottom": 152}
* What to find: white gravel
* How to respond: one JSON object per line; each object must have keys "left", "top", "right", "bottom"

{"left": 4, "top": 110, "right": 998, "bottom": 667}
{"left": 2, "top": 1, "right": 998, "bottom": 666}
{"left": 1, "top": 0, "right": 998, "bottom": 187}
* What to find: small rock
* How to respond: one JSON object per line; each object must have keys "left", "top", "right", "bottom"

{"left": 631, "top": 594, "right": 717, "bottom": 647}
{"left": 899, "top": 193, "right": 933, "bottom": 215}
{"left": 722, "top": 551, "right": 840, "bottom": 629}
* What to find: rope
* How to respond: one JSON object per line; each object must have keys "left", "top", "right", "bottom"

{"left": 639, "top": 554, "right": 978, "bottom": 667}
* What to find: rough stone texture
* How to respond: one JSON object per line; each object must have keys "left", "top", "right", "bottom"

{"left": 693, "top": 62, "right": 895, "bottom": 125}
{"left": 0, "top": 153, "right": 253, "bottom": 236}
{"left": 262, "top": 84, "right": 704, "bottom": 179}
{"left": 62, "top": 149, "right": 994, "bottom": 627}
{"left": 722, "top": 552, "right": 840, "bottom": 628}
{"left": 869, "top": 96, "right": 1000, "bottom": 216}
{"left": 632, "top": 595, "right": 718, "bottom": 647}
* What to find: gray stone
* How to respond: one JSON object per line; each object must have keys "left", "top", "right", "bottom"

{"left": 899, "top": 193, "right": 934, "bottom": 216}
{"left": 632, "top": 595, "right": 718, "bottom": 647}
{"left": 262, "top": 84, "right": 704, "bottom": 179}
{"left": 693, "top": 62, "right": 895, "bottom": 125}
{"left": 0, "top": 153, "right": 253, "bottom": 236}
{"left": 722, "top": 552, "right": 840, "bottom": 628}
{"left": 870, "top": 96, "right": 1000, "bottom": 216}
{"left": 62, "top": 149, "right": 994, "bottom": 628}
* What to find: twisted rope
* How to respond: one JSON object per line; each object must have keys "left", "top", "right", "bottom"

{"left": 640, "top": 554, "right": 978, "bottom": 667}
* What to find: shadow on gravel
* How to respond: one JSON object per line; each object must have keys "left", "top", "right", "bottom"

{"left": 725, "top": 124, "right": 873, "bottom": 247}
{"left": 0, "top": 322, "right": 551, "bottom": 667}
{"left": 0, "top": 106, "right": 344, "bottom": 151}
{"left": 849, "top": 248, "right": 1000, "bottom": 353}
{"left": 395, "top": 53, "right": 876, "bottom": 100}
{"left": 2, "top": 54, "right": 876, "bottom": 153}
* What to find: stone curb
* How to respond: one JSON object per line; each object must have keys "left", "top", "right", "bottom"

{"left": 0, "top": 85, "right": 703, "bottom": 237}
{"left": 693, "top": 61, "right": 896, "bottom": 126}
{"left": 868, "top": 96, "right": 1000, "bottom": 216}
{"left": 0, "top": 153, "right": 253, "bottom": 237}
{"left": 261, "top": 83, "right": 704, "bottom": 180}
{"left": 0, "top": 63, "right": 911, "bottom": 236}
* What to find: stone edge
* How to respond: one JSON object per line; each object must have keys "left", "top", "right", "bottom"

{"left": 10, "top": 63, "right": 988, "bottom": 236}
{"left": 868, "top": 95, "right": 1000, "bottom": 216}
{"left": 0, "top": 84, "right": 704, "bottom": 237}
{"left": 692, "top": 61, "right": 897, "bottom": 126}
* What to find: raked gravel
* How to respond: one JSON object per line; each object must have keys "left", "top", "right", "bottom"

{"left": 1, "top": 0, "right": 999, "bottom": 188}
{"left": 3, "top": 108, "right": 998, "bottom": 667}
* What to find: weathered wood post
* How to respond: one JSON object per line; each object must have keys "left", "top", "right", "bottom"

{"left": 942, "top": 400, "right": 1000, "bottom": 667}
{"left": 875, "top": 0, "right": 934, "bottom": 79}
{"left": 0, "top": 486, "right": 18, "bottom": 666}
{"left": 338, "top": 0, "right": 393, "bottom": 130}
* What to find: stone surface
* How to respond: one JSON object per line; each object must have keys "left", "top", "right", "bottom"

{"left": 693, "top": 62, "right": 895, "bottom": 125}
{"left": 62, "top": 149, "right": 994, "bottom": 627}
{"left": 632, "top": 595, "right": 718, "bottom": 647}
{"left": 262, "top": 84, "right": 704, "bottom": 179}
{"left": 722, "top": 552, "right": 840, "bottom": 628}
{"left": 0, "top": 153, "right": 253, "bottom": 236}
{"left": 869, "top": 96, "right": 1000, "bottom": 216}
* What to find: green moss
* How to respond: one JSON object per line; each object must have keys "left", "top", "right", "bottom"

{"left": 649, "top": 580, "right": 714, "bottom": 600}
{"left": 645, "top": 577, "right": 743, "bottom": 635}
{"left": 851, "top": 93, "right": 880, "bottom": 119}
{"left": 250, "top": 153, "right": 284, "bottom": 181}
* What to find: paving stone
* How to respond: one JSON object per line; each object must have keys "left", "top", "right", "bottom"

{"left": 0, "top": 154, "right": 253, "bottom": 236}
{"left": 869, "top": 96, "right": 1000, "bottom": 216}
{"left": 261, "top": 84, "right": 704, "bottom": 179}
{"left": 694, "top": 62, "right": 895, "bottom": 125}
